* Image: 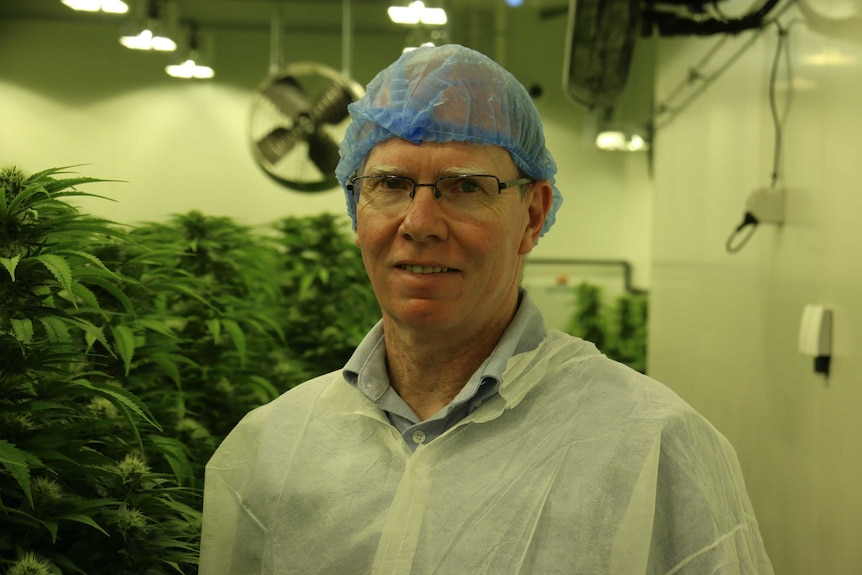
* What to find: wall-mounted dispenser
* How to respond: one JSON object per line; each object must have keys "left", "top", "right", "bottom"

{"left": 798, "top": 304, "right": 832, "bottom": 376}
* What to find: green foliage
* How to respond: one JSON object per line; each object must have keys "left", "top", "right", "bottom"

{"left": 91, "top": 211, "right": 289, "bottom": 453}
{"left": 1, "top": 165, "right": 382, "bottom": 574}
{"left": 565, "top": 282, "right": 649, "bottom": 373}
{"left": 605, "top": 292, "right": 648, "bottom": 374}
{"left": 565, "top": 283, "right": 607, "bottom": 351}
{"left": 272, "top": 213, "right": 380, "bottom": 380}
{"left": 0, "top": 166, "right": 200, "bottom": 574}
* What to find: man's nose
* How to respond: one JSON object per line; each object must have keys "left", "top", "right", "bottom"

{"left": 400, "top": 184, "right": 448, "bottom": 241}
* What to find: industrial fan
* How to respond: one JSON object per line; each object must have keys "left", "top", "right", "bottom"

{"left": 563, "top": 0, "right": 784, "bottom": 112}
{"left": 249, "top": 62, "right": 364, "bottom": 192}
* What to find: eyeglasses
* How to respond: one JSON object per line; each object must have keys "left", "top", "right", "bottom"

{"left": 347, "top": 174, "right": 533, "bottom": 213}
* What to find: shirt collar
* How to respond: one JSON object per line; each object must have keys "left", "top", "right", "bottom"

{"left": 343, "top": 290, "right": 547, "bottom": 405}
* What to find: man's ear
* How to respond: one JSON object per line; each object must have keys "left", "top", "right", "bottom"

{"left": 519, "top": 181, "right": 553, "bottom": 255}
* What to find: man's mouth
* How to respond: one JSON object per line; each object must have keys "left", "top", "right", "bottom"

{"left": 399, "top": 265, "right": 453, "bottom": 274}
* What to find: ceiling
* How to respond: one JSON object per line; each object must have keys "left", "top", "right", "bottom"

{"left": 0, "top": 0, "right": 569, "bottom": 35}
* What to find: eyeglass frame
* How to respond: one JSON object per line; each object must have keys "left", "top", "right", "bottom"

{"left": 346, "top": 174, "right": 535, "bottom": 202}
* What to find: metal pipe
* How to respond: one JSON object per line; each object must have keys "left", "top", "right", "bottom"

{"left": 526, "top": 258, "right": 646, "bottom": 294}
{"left": 342, "top": 0, "right": 352, "bottom": 78}
{"left": 269, "top": 1, "right": 284, "bottom": 75}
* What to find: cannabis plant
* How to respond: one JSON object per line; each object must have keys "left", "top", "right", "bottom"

{"left": 566, "top": 282, "right": 608, "bottom": 351}
{"left": 90, "top": 211, "right": 289, "bottom": 474}
{"left": 272, "top": 213, "right": 380, "bottom": 380}
{"left": 1, "top": 165, "right": 382, "bottom": 574}
{"left": 0, "top": 166, "right": 199, "bottom": 574}
{"left": 565, "top": 281, "right": 648, "bottom": 373}
{"left": 604, "top": 292, "right": 648, "bottom": 374}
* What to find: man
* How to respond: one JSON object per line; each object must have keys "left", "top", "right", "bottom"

{"left": 200, "top": 44, "right": 773, "bottom": 574}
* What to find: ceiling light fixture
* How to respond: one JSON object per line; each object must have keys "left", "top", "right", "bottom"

{"left": 61, "top": 0, "right": 129, "bottom": 13}
{"left": 120, "top": 0, "right": 177, "bottom": 51}
{"left": 166, "top": 22, "right": 214, "bottom": 79}
{"left": 595, "top": 127, "right": 651, "bottom": 152}
{"left": 166, "top": 58, "right": 214, "bottom": 79}
{"left": 388, "top": 1, "right": 447, "bottom": 25}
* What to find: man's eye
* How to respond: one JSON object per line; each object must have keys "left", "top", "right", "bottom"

{"left": 382, "top": 177, "right": 410, "bottom": 191}
{"left": 452, "top": 177, "right": 490, "bottom": 194}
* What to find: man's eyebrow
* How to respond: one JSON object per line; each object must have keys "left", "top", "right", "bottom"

{"left": 361, "top": 165, "right": 493, "bottom": 178}
{"left": 363, "top": 165, "right": 409, "bottom": 177}
{"left": 438, "top": 166, "right": 487, "bottom": 177}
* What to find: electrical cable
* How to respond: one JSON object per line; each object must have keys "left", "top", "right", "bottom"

{"left": 767, "top": 16, "right": 804, "bottom": 186}
{"left": 767, "top": 20, "right": 787, "bottom": 187}
{"left": 726, "top": 211, "right": 760, "bottom": 253}
{"left": 725, "top": 8, "right": 797, "bottom": 253}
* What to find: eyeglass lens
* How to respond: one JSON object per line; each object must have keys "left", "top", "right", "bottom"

{"left": 353, "top": 175, "right": 502, "bottom": 212}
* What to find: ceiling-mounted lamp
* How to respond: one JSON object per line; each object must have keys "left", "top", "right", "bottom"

{"left": 61, "top": 0, "right": 129, "bottom": 13}
{"left": 389, "top": 1, "right": 448, "bottom": 52}
{"left": 120, "top": 0, "right": 177, "bottom": 51}
{"left": 166, "top": 22, "right": 214, "bottom": 79}
{"left": 388, "top": 1, "right": 447, "bottom": 25}
{"left": 595, "top": 125, "right": 651, "bottom": 152}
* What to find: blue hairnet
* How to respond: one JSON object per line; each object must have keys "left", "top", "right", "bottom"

{"left": 336, "top": 44, "right": 562, "bottom": 239}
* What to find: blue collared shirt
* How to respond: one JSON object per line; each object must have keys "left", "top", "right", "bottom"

{"left": 343, "top": 290, "right": 547, "bottom": 451}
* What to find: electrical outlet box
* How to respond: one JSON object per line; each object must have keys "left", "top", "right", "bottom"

{"left": 745, "top": 186, "right": 785, "bottom": 224}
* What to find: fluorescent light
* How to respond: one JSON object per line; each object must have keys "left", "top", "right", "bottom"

{"left": 62, "top": 0, "right": 100, "bottom": 11}
{"left": 151, "top": 35, "right": 177, "bottom": 51}
{"left": 101, "top": 0, "right": 129, "bottom": 13}
{"left": 388, "top": 1, "right": 447, "bottom": 25}
{"left": 120, "top": 28, "right": 177, "bottom": 51}
{"left": 166, "top": 59, "right": 215, "bottom": 79}
{"left": 61, "top": 0, "right": 128, "bottom": 13}
{"left": 595, "top": 130, "right": 650, "bottom": 152}
{"left": 628, "top": 134, "right": 647, "bottom": 151}
{"left": 165, "top": 23, "right": 214, "bottom": 79}
{"left": 119, "top": 1, "right": 176, "bottom": 51}
{"left": 596, "top": 131, "right": 626, "bottom": 150}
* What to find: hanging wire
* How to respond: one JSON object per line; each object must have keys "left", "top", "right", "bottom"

{"left": 726, "top": 212, "right": 759, "bottom": 253}
{"left": 767, "top": 16, "right": 801, "bottom": 188}
{"left": 725, "top": 6, "right": 798, "bottom": 253}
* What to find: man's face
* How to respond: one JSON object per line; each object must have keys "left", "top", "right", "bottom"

{"left": 354, "top": 138, "right": 548, "bottom": 339}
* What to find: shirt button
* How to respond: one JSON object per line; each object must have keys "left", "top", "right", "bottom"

{"left": 412, "top": 430, "right": 426, "bottom": 444}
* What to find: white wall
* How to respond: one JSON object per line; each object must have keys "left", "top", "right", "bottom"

{"left": 649, "top": 4, "right": 862, "bottom": 573}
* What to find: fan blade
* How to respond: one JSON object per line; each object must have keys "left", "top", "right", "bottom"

{"left": 306, "top": 130, "right": 341, "bottom": 175}
{"left": 257, "top": 126, "right": 302, "bottom": 165}
{"left": 262, "top": 76, "right": 310, "bottom": 116}
{"left": 310, "top": 80, "right": 354, "bottom": 125}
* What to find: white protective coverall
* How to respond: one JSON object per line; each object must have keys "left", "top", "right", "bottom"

{"left": 199, "top": 330, "right": 774, "bottom": 574}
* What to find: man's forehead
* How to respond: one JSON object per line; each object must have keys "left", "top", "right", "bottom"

{"left": 365, "top": 138, "right": 515, "bottom": 167}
